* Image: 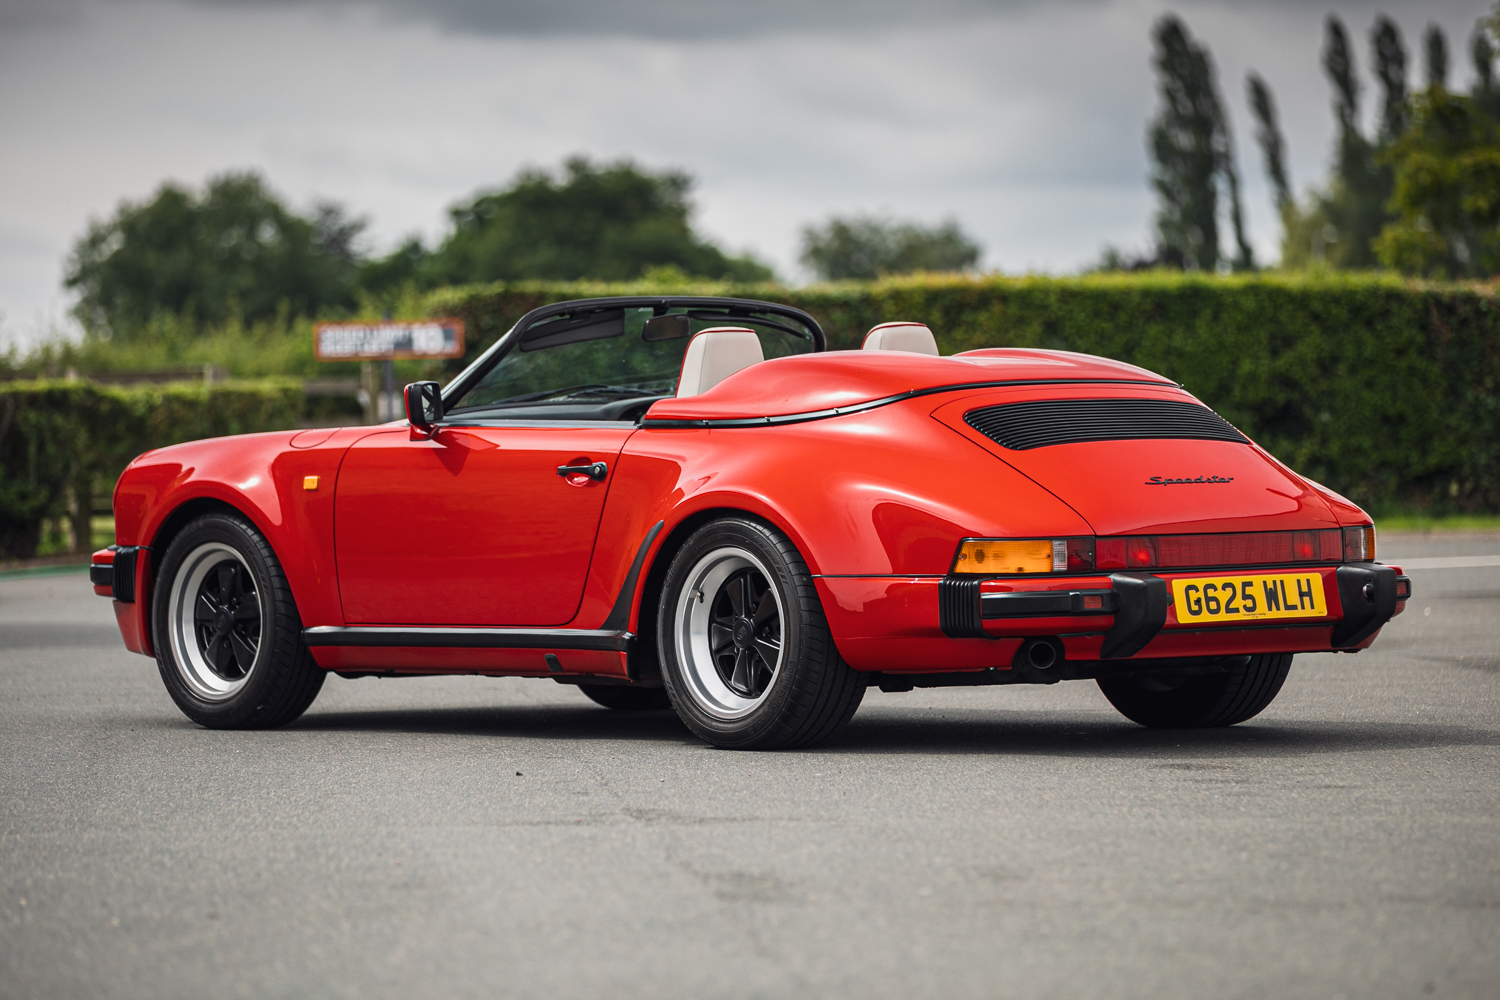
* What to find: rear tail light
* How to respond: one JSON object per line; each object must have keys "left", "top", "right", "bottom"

{"left": 953, "top": 538, "right": 1093, "bottom": 574}
{"left": 1342, "top": 525, "right": 1376, "bottom": 562}
{"left": 957, "top": 529, "right": 1352, "bottom": 575}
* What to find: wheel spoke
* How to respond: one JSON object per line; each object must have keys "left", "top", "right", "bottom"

{"left": 229, "top": 631, "right": 257, "bottom": 673}
{"left": 753, "top": 589, "right": 776, "bottom": 626}
{"left": 233, "top": 589, "right": 260, "bottom": 622}
{"left": 194, "top": 593, "right": 219, "bottom": 623}
{"left": 753, "top": 635, "right": 781, "bottom": 665}
{"left": 710, "top": 623, "right": 736, "bottom": 654}
{"left": 216, "top": 565, "right": 235, "bottom": 602}
{"left": 750, "top": 651, "right": 774, "bottom": 695}
{"left": 726, "top": 574, "right": 746, "bottom": 617}
{"left": 730, "top": 648, "right": 751, "bottom": 694}
{"left": 204, "top": 631, "right": 229, "bottom": 674}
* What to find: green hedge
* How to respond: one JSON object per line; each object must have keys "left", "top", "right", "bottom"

{"left": 431, "top": 273, "right": 1500, "bottom": 516}
{"left": 0, "top": 380, "right": 304, "bottom": 557}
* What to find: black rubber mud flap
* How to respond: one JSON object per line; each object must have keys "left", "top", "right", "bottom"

{"left": 1100, "top": 573, "right": 1169, "bottom": 659}
{"left": 1331, "top": 563, "right": 1399, "bottom": 648}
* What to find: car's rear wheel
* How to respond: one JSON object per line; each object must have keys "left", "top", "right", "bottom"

{"left": 576, "top": 684, "right": 672, "bottom": 711}
{"left": 1096, "top": 653, "right": 1293, "bottom": 728}
{"left": 658, "top": 517, "right": 865, "bottom": 750}
{"left": 153, "top": 512, "right": 325, "bottom": 729}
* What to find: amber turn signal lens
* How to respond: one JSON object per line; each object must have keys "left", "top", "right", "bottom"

{"left": 954, "top": 539, "right": 1059, "bottom": 574}
{"left": 303, "top": 476, "right": 320, "bottom": 491}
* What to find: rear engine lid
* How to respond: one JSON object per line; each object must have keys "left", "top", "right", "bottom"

{"left": 932, "top": 385, "right": 1337, "bottom": 536}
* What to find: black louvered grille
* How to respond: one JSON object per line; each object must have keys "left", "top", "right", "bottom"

{"left": 964, "top": 398, "right": 1248, "bottom": 451}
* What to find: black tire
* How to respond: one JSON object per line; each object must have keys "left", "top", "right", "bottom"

{"left": 577, "top": 684, "right": 672, "bottom": 711}
{"left": 152, "top": 512, "right": 325, "bottom": 729}
{"left": 657, "top": 517, "right": 865, "bottom": 750}
{"left": 1097, "top": 653, "right": 1293, "bottom": 728}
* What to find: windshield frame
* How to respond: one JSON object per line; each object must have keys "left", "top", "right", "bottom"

{"left": 439, "top": 296, "right": 827, "bottom": 416}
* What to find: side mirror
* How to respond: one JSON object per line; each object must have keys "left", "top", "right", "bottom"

{"left": 405, "top": 381, "right": 443, "bottom": 435}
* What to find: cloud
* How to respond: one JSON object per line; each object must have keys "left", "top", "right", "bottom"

{"left": 0, "top": 0, "right": 1488, "bottom": 342}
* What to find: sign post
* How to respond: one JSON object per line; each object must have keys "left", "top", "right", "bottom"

{"left": 313, "top": 319, "right": 465, "bottom": 422}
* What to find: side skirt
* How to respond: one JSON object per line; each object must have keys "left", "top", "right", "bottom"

{"left": 302, "top": 626, "right": 631, "bottom": 651}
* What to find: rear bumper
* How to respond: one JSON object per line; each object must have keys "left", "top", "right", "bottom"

{"left": 818, "top": 562, "right": 1410, "bottom": 673}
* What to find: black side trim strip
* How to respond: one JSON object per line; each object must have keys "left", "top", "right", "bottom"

{"left": 302, "top": 627, "right": 632, "bottom": 651}
{"left": 601, "top": 520, "right": 665, "bottom": 632}
{"left": 642, "top": 378, "right": 1175, "bottom": 429}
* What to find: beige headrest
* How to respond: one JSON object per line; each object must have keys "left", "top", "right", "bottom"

{"left": 862, "top": 322, "right": 939, "bottom": 356}
{"left": 675, "top": 327, "right": 764, "bottom": 397}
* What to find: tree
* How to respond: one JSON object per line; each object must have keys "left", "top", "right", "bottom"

{"left": 1471, "top": 20, "right": 1500, "bottom": 119}
{"left": 1373, "top": 16, "right": 1410, "bottom": 143}
{"left": 1374, "top": 89, "right": 1500, "bottom": 278}
{"left": 65, "top": 172, "right": 358, "bottom": 338}
{"left": 1147, "top": 16, "right": 1252, "bottom": 272}
{"left": 1283, "top": 16, "right": 1398, "bottom": 269}
{"left": 798, "top": 216, "right": 981, "bottom": 281}
{"left": 417, "top": 157, "right": 772, "bottom": 285}
{"left": 1425, "top": 24, "right": 1449, "bottom": 91}
{"left": 1247, "top": 72, "right": 1292, "bottom": 215}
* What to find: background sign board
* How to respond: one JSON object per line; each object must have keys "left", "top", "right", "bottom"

{"left": 314, "top": 319, "right": 465, "bottom": 361}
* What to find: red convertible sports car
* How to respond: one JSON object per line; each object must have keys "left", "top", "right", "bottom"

{"left": 92, "top": 296, "right": 1411, "bottom": 749}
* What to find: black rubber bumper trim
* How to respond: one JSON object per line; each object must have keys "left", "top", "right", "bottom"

{"left": 1099, "top": 573, "right": 1169, "bottom": 659}
{"left": 89, "top": 563, "right": 115, "bottom": 589}
{"left": 938, "top": 578, "right": 986, "bottom": 638}
{"left": 940, "top": 578, "right": 1136, "bottom": 641}
{"left": 1331, "top": 562, "right": 1400, "bottom": 648}
{"left": 109, "top": 546, "right": 140, "bottom": 603}
{"left": 981, "top": 589, "right": 1119, "bottom": 618}
{"left": 302, "top": 626, "right": 633, "bottom": 652}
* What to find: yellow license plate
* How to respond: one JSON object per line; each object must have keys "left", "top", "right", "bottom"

{"left": 1172, "top": 573, "right": 1327, "bottom": 624}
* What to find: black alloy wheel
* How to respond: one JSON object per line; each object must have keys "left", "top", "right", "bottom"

{"left": 153, "top": 512, "right": 325, "bottom": 729}
{"left": 707, "top": 566, "right": 782, "bottom": 701}
{"left": 658, "top": 517, "right": 865, "bottom": 750}
{"left": 192, "top": 559, "right": 261, "bottom": 684}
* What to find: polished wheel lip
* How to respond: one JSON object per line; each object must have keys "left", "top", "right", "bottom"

{"left": 674, "top": 545, "right": 785, "bottom": 721}
{"left": 166, "top": 542, "right": 263, "bottom": 702}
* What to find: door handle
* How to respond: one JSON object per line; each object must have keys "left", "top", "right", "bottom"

{"left": 557, "top": 461, "right": 608, "bottom": 481}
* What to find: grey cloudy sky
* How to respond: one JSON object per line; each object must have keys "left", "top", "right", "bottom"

{"left": 0, "top": 0, "right": 1487, "bottom": 344}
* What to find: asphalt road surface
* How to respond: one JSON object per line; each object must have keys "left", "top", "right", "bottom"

{"left": 3, "top": 534, "right": 1497, "bottom": 1000}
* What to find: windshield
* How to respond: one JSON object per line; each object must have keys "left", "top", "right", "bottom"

{"left": 447, "top": 304, "right": 818, "bottom": 417}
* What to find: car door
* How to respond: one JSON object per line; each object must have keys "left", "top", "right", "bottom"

{"left": 333, "top": 423, "right": 635, "bottom": 626}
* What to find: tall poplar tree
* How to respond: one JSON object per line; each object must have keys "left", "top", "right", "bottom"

{"left": 1148, "top": 16, "right": 1252, "bottom": 271}
{"left": 1247, "top": 72, "right": 1292, "bottom": 216}
{"left": 1425, "top": 24, "right": 1449, "bottom": 90}
{"left": 1471, "top": 20, "right": 1500, "bottom": 118}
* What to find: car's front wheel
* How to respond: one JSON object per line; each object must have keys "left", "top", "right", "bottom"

{"left": 1096, "top": 653, "right": 1293, "bottom": 728}
{"left": 658, "top": 517, "right": 865, "bottom": 750}
{"left": 152, "top": 512, "right": 325, "bottom": 729}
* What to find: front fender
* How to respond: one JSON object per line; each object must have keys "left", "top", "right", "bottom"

{"left": 115, "top": 428, "right": 371, "bottom": 641}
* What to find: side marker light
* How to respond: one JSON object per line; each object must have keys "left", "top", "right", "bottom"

{"left": 303, "top": 476, "right": 320, "bottom": 491}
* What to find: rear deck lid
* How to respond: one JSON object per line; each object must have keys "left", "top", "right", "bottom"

{"left": 932, "top": 384, "right": 1337, "bottom": 536}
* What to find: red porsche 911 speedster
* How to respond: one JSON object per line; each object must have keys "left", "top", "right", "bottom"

{"left": 92, "top": 296, "right": 1411, "bottom": 749}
